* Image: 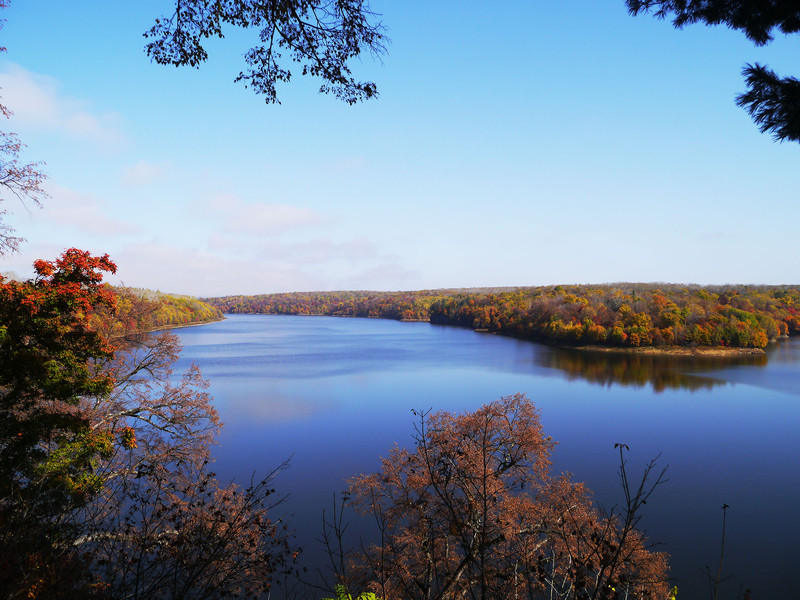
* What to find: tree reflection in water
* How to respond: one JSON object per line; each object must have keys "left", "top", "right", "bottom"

{"left": 536, "top": 347, "right": 768, "bottom": 392}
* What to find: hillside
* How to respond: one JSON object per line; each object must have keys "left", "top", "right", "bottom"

{"left": 93, "top": 287, "right": 224, "bottom": 337}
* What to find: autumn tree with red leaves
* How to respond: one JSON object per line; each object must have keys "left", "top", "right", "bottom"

{"left": 0, "top": 249, "right": 117, "bottom": 503}
{"left": 0, "top": 250, "right": 296, "bottom": 599}
{"left": 0, "top": 5, "right": 293, "bottom": 594}
{"left": 0, "top": 249, "right": 119, "bottom": 598}
{"left": 345, "top": 394, "right": 669, "bottom": 600}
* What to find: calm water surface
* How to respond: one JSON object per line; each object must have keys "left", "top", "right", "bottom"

{"left": 173, "top": 315, "right": 800, "bottom": 599}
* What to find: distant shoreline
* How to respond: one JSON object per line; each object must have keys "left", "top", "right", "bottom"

{"left": 573, "top": 344, "right": 765, "bottom": 357}
{"left": 472, "top": 327, "right": 768, "bottom": 356}
{"left": 146, "top": 316, "right": 226, "bottom": 332}
{"left": 207, "top": 284, "right": 800, "bottom": 357}
{"left": 219, "top": 312, "right": 772, "bottom": 356}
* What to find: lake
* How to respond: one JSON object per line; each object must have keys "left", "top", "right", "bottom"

{"left": 173, "top": 314, "right": 800, "bottom": 599}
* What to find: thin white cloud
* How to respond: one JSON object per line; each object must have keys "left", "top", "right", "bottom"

{"left": 0, "top": 240, "right": 91, "bottom": 282}
{"left": 693, "top": 231, "right": 738, "bottom": 243}
{"left": 341, "top": 262, "right": 422, "bottom": 289}
{"left": 108, "top": 242, "right": 319, "bottom": 296}
{"left": 205, "top": 194, "right": 329, "bottom": 235}
{"left": 283, "top": 237, "right": 377, "bottom": 265}
{"left": 39, "top": 185, "right": 141, "bottom": 237}
{"left": 207, "top": 233, "right": 378, "bottom": 264}
{"left": 0, "top": 64, "right": 125, "bottom": 145}
{"left": 120, "top": 161, "right": 170, "bottom": 188}
{"left": 107, "top": 237, "right": 416, "bottom": 297}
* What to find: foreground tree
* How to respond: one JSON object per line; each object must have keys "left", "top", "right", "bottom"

{"left": 626, "top": 0, "right": 800, "bottom": 142}
{"left": 0, "top": 249, "right": 119, "bottom": 597}
{"left": 145, "top": 0, "right": 387, "bottom": 104}
{"left": 146, "top": 1, "right": 800, "bottom": 143}
{"left": 345, "top": 394, "right": 669, "bottom": 600}
{"left": 0, "top": 249, "right": 296, "bottom": 599}
{"left": 78, "top": 326, "right": 298, "bottom": 599}
{"left": 82, "top": 458, "right": 295, "bottom": 600}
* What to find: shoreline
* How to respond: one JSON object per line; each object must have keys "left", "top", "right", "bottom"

{"left": 220, "top": 312, "right": 775, "bottom": 357}
{"left": 145, "top": 316, "right": 226, "bottom": 332}
{"left": 573, "top": 344, "right": 766, "bottom": 357}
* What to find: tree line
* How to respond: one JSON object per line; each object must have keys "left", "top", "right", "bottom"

{"left": 94, "top": 287, "right": 224, "bottom": 335}
{"left": 206, "top": 284, "right": 800, "bottom": 350}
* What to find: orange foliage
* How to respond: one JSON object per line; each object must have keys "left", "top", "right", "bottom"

{"left": 207, "top": 285, "right": 800, "bottom": 350}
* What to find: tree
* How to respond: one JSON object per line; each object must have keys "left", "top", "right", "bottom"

{"left": 0, "top": 249, "right": 118, "bottom": 505}
{"left": 77, "top": 324, "right": 298, "bottom": 599}
{"left": 145, "top": 0, "right": 387, "bottom": 105}
{"left": 147, "top": 1, "right": 800, "bottom": 141}
{"left": 0, "top": 1, "right": 48, "bottom": 254}
{"left": 0, "top": 249, "right": 119, "bottom": 598}
{"left": 626, "top": 1, "right": 800, "bottom": 142}
{"left": 81, "top": 458, "right": 296, "bottom": 600}
{"left": 346, "top": 394, "right": 669, "bottom": 600}
{"left": 0, "top": 249, "right": 297, "bottom": 599}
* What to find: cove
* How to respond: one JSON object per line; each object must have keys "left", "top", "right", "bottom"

{"left": 172, "top": 314, "right": 800, "bottom": 599}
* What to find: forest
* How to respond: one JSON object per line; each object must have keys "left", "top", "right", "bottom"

{"left": 96, "top": 287, "right": 224, "bottom": 334}
{"left": 206, "top": 284, "right": 800, "bottom": 351}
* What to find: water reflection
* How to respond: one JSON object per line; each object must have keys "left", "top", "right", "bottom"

{"left": 537, "top": 347, "right": 768, "bottom": 392}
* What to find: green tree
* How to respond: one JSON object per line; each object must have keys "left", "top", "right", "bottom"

{"left": 0, "top": 248, "right": 118, "bottom": 598}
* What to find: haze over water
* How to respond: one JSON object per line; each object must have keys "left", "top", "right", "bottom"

{"left": 174, "top": 314, "right": 800, "bottom": 599}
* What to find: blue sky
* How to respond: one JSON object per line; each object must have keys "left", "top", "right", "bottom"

{"left": 1, "top": 0, "right": 798, "bottom": 296}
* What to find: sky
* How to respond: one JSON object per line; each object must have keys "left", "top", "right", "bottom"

{"left": 0, "top": 0, "right": 798, "bottom": 297}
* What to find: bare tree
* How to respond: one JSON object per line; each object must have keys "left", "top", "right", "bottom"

{"left": 0, "top": 2, "right": 48, "bottom": 254}
{"left": 0, "top": 98, "right": 48, "bottom": 254}
{"left": 75, "top": 329, "right": 299, "bottom": 599}
{"left": 81, "top": 459, "right": 297, "bottom": 600}
{"left": 346, "top": 394, "right": 669, "bottom": 600}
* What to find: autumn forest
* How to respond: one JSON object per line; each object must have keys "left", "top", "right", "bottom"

{"left": 206, "top": 284, "right": 800, "bottom": 351}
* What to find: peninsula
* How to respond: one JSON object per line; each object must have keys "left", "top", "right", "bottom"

{"left": 205, "top": 283, "right": 799, "bottom": 353}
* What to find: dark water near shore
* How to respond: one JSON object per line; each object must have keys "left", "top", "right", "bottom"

{"left": 173, "top": 314, "right": 800, "bottom": 599}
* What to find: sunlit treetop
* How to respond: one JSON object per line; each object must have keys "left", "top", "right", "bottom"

{"left": 0, "top": 248, "right": 118, "bottom": 407}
